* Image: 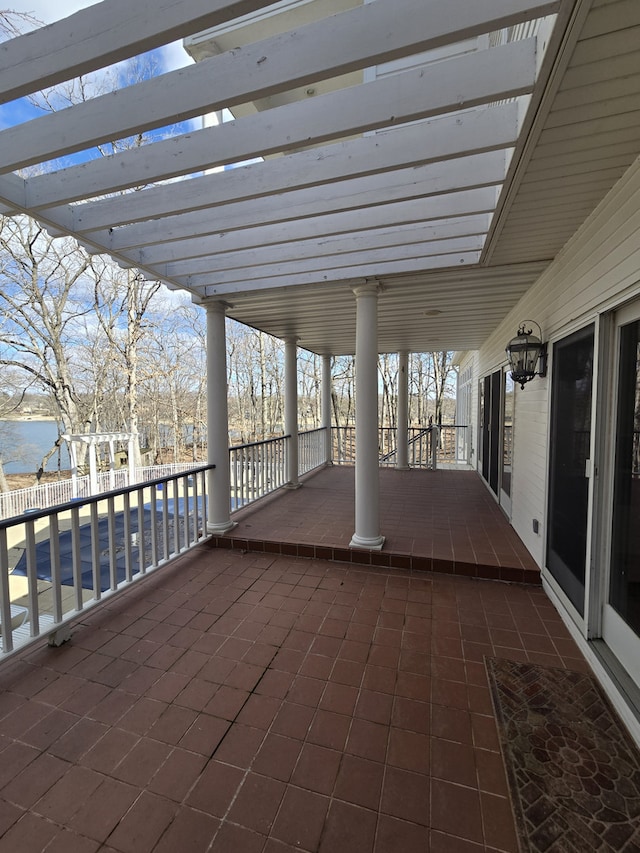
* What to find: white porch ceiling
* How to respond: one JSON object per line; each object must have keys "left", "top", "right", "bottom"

{"left": 1, "top": 0, "right": 639, "bottom": 355}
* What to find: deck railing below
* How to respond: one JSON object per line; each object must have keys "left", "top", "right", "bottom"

{"left": 0, "top": 464, "right": 213, "bottom": 661}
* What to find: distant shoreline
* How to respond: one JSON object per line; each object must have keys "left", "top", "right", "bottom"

{"left": 1, "top": 415, "right": 58, "bottom": 422}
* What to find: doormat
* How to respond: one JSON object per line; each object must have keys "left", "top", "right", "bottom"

{"left": 486, "top": 657, "right": 640, "bottom": 852}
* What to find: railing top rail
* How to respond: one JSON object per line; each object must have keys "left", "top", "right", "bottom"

{"left": 230, "top": 435, "right": 290, "bottom": 452}
{"left": 0, "top": 463, "right": 216, "bottom": 529}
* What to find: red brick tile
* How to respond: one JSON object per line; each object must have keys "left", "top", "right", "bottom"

{"left": 48, "top": 717, "right": 109, "bottom": 762}
{"left": 374, "top": 814, "right": 430, "bottom": 853}
{"left": 319, "top": 800, "right": 377, "bottom": 853}
{"left": 89, "top": 689, "right": 137, "bottom": 725}
{"left": 236, "top": 694, "right": 281, "bottom": 730}
{"left": 209, "top": 822, "right": 265, "bottom": 853}
{"left": 380, "top": 766, "right": 430, "bottom": 825}
{"left": 0, "top": 800, "right": 22, "bottom": 837}
{"left": 346, "top": 718, "right": 388, "bottom": 763}
{"left": 429, "top": 831, "right": 485, "bottom": 852}
{"left": 154, "top": 806, "right": 219, "bottom": 853}
{"left": 286, "top": 675, "right": 325, "bottom": 708}
{"left": 319, "top": 682, "right": 358, "bottom": 716}
{"left": 228, "top": 771, "right": 285, "bottom": 834}
{"left": 431, "top": 738, "right": 477, "bottom": 787}
{"left": 431, "top": 779, "right": 483, "bottom": 844}
{"left": 213, "top": 724, "right": 265, "bottom": 768}
{"left": 253, "top": 733, "right": 302, "bottom": 782}
{"left": 431, "top": 705, "right": 473, "bottom": 744}
{"left": 334, "top": 754, "right": 384, "bottom": 810}
{"left": 33, "top": 766, "right": 103, "bottom": 823}
{"left": 106, "top": 791, "right": 176, "bottom": 853}
{"left": 291, "top": 743, "right": 341, "bottom": 794}
{"left": 117, "top": 697, "right": 167, "bottom": 735}
{"left": 475, "top": 748, "right": 509, "bottom": 797}
{"left": 387, "top": 729, "right": 430, "bottom": 773}
{"left": 186, "top": 758, "right": 244, "bottom": 815}
{"left": 198, "top": 656, "right": 236, "bottom": 684}
{"left": 148, "top": 705, "right": 198, "bottom": 745}
{"left": 112, "top": 737, "right": 172, "bottom": 787}
{"left": 69, "top": 778, "right": 139, "bottom": 842}
{"left": 43, "top": 829, "right": 101, "bottom": 853}
{"left": 146, "top": 671, "right": 191, "bottom": 703}
{"left": 180, "top": 712, "right": 229, "bottom": 754}
{"left": 271, "top": 702, "right": 314, "bottom": 740}
{"left": 2, "top": 751, "right": 67, "bottom": 810}
{"left": 271, "top": 786, "right": 329, "bottom": 850}
{"left": 480, "top": 791, "right": 519, "bottom": 851}
{"left": 0, "top": 812, "right": 59, "bottom": 853}
{"left": 80, "top": 727, "right": 139, "bottom": 774}
{"left": 255, "top": 669, "right": 294, "bottom": 699}
{"left": 307, "top": 709, "right": 351, "bottom": 751}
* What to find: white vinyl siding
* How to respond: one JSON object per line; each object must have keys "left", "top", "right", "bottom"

{"left": 475, "top": 155, "right": 640, "bottom": 568}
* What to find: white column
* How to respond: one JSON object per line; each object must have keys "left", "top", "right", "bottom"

{"left": 88, "top": 438, "right": 99, "bottom": 496}
{"left": 127, "top": 435, "right": 136, "bottom": 486}
{"left": 205, "top": 301, "right": 235, "bottom": 533}
{"left": 284, "top": 336, "right": 301, "bottom": 488}
{"left": 396, "top": 351, "right": 410, "bottom": 470}
{"left": 350, "top": 282, "right": 384, "bottom": 550}
{"left": 322, "top": 354, "right": 333, "bottom": 465}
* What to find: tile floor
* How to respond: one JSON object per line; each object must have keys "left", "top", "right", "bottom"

{"left": 0, "top": 542, "right": 589, "bottom": 852}
{"left": 213, "top": 466, "right": 540, "bottom": 584}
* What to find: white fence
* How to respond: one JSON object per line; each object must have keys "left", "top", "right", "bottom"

{"left": 0, "top": 464, "right": 198, "bottom": 521}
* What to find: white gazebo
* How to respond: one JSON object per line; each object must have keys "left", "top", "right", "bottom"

{"left": 62, "top": 432, "right": 137, "bottom": 497}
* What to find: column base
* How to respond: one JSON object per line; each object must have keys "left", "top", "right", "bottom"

{"left": 285, "top": 482, "right": 302, "bottom": 490}
{"left": 207, "top": 520, "right": 238, "bottom": 535}
{"left": 349, "top": 533, "right": 385, "bottom": 551}
{"left": 395, "top": 465, "right": 411, "bottom": 471}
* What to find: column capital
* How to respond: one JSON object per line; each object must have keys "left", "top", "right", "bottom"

{"left": 352, "top": 279, "right": 380, "bottom": 299}
{"left": 201, "top": 298, "right": 232, "bottom": 314}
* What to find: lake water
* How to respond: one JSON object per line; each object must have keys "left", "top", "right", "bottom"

{"left": 0, "top": 419, "right": 70, "bottom": 474}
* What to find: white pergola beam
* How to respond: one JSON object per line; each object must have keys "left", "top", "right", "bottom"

{"left": 1, "top": 0, "right": 555, "bottom": 171}
{"left": 164, "top": 215, "right": 493, "bottom": 277}
{"left": 135, "top": 188, "right": 498, "bottom": 266}
{"left": 183, "top": 236, "right": 486, "bottom": 287}
{"left": 0, "top": 0, "right": 277, "bottom": 104}
{"left": 66, "top": 104, "right": 519, "bottom": 232}
{"left": 195, "top": 252, "right": 484, "bottom": 297}
{"left": 104, "top": 149, "right": 508, "bottom": 252}
{"left": 24, "top": 36, "right": 534, "bottom": 211}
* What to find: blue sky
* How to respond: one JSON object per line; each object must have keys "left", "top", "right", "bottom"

{"left": 1, "top": 1, "right": 197, "bottom": 164}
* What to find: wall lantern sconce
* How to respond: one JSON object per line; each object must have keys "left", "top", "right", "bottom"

{"left": 505, "top": 321, "right": 547, "bottom": 389}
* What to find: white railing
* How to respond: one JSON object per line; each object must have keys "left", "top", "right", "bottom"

{"left": 332, "top": 425, "right": 468, "bottom": 468}
{"left": 0, "top": 464, "right": 214, "bottom": 661}
{"left": 0, "top": 463, "right": 197, "bottom": 521}
{"left": 229, "top": 436, "right": 288, "bottom": 510}
{"left": 299, "top": 427, "right": 327, "bottom": 476}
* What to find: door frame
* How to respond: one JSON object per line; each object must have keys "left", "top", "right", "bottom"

{"left": 593, "top": 299, "right": 640, "bottom": 683}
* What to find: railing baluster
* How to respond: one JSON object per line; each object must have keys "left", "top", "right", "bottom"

{"left": 137, "top": 487, "right": 146, "bottom": 573}
{"left": 150, "top": 486, "right": 158, "bottom": 568}
{"left": 162, "top": 482, "right": 169, "bottom": 561}
{"left": 49, "top": 514, "right": 63, "bottom": 624}
{"left": 90, "top": 502, "right": 101, "bottom": 601}
{"left": 123, "top": 491, "right": 133, "bottom": 583}
{"left": 107, "top": 496, "right": 118, "bottom": 591}
{"left": 192, "top": 473, "right": 199, "bottom": 543}
{"left": 181, "top": 475, "right": 190, "bottom": 551}
{"left": 71, "top": 506, "right": 83, "bottom": 611}
{"left": 0, "top": 528, "right": 14, "bottom": 653}
{"left": 172, "top": 478, "right": 180, "bottom": 557}
{"left": 25, "top": 519, "right": 40, "bottom": 633}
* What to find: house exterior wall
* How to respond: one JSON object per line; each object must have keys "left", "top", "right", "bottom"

{"left": 467, "top": 154, "right": 640, "bottom": 741}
